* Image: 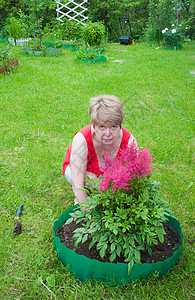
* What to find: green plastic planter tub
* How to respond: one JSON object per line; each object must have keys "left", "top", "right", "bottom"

{"left": 43, "top": 42, "right": 73, "bottom": 49}
{"left": 0, "top": 38, "right": 8, "bottom": 43}
{"left": 77, "top": 55, "right": 106, "bottom": 63}
{"left": 163, "top": 44, "right": 182, "bottom": 50}
{"left": 21, "top": 48, "right": 62, "bottom": 56}
{"left": 53, "top": 206, "right": 183, "bottom": 286}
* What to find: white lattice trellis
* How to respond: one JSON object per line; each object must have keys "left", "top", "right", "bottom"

{"left": 56, "top": 0, "right": 88, "bottom": 25}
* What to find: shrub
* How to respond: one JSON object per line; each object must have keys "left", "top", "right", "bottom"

{"left": 8, "top": 15, "right": 23, "bottom": 46}
{"left": 43, "top": 20, "right": 83, "bottom": 44}
{"left": 0, "top": 25, "right": 9, "bottom": 39}
{"left": 62, "top": 20, "right": 83, "bottom": 40}
{"left": 77, "top": 47, "right": 98, "bottom": 61}
{"left": 66, "top": 143, "right": 170, "bottom": 273}
{"left": 145, "top": 0, "right": 177, "bottom": 45}
{"left": 145, "top": 26, "right": 163, "bottom": 45}
{"left": 161, "top": 24, "right": 186, "bottom": 47}
{"left": 0, "top": 46, "right": 19, "bottom": 74}
{"left": 42, "top": 23, "right": 63, "bottom": 45}
{"left": 82, "top": 22, "right": 105, "bottom": 46}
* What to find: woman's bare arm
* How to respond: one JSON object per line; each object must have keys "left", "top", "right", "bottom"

{"left": 70, "top": 132, "right": 89, "bottom": 205}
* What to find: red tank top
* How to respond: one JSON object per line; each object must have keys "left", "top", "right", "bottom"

{"left": 62, "top": 125, "right": 131, "bottom": 176}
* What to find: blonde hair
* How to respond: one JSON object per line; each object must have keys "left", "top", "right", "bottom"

{"left": 89, "top": 95, "right": 124, "bottom": 126}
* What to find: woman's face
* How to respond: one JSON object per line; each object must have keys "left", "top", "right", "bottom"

{"left": 93, "top": 121, "right": 121, "bottom": 145}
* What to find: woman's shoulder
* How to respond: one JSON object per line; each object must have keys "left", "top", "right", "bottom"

{"left": 121, "top": 127, "right": 131, "bottom": 138}
{"left": 72, "top": 124, "right": 92, "bottom": 148}
{"left": 72, "top": 131, "right": 88, "bottom": 155}
{"left": 78, "top": 124, "right": 91, "bottom": 136}
{"left": 121, "top": 127, "right": 138, "bottom": 147}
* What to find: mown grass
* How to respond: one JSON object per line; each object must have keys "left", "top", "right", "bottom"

{"left": 0, "top": 41, "right": 194, "bottom": 299}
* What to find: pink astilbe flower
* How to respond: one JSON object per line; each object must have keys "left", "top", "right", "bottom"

{"left": 100, "top": 142, "right": 154, "bottom": 192}
{"left": 108, "top": 159, "right": 131, "bottom": 192}
{"left": 99, "top": 155, "right": 114, "bottom": 191}
{"left": 136, "top": 147, "right": 154, "bottom": 178}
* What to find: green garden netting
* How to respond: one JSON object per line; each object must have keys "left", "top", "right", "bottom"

{"left": 0, "top": 39, "right": 8, "bottom": 43}
{"left": 164, "top": 45, "right": 182, "bottom": 50}
{"left": 53, "top": 206, "right": 183, "bottom": 286}
{"left": 72, "top": 46, "right": 105, "bottom": 54}
{"left": 43, "top": 42, "right": 73, "bottom": 49}
{"left": 21, "top": 48, "right": 62, "bottom": 56}
{"left": 77, "top": 55, "right": 106, "bottom": 63}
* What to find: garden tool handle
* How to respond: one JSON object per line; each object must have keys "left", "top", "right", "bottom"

{"left": 14, "top": 204, "right": 24, "bottom": 221}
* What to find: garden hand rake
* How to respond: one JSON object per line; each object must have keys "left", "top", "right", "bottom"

{"left": 12, "top": 204, "right": 23, "bottom": 236}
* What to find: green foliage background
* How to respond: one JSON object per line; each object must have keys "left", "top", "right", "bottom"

{"left": 0, "top": 0, "right": 194, "bottom": 42}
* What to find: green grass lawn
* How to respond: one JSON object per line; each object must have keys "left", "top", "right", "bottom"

{"left": 0, "top": 41, "right": 194, "bottom": 299}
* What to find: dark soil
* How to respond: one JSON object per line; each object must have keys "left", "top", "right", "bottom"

{"left": 56, "top": 221, "right": 181, "bottom": 264}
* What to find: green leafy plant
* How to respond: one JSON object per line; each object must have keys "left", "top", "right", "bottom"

{"left": 145, "top": 26, "right": 163, "bottom": 45}
{"left": 7, "top": 14, "right": 22, "bottom": 46}
{"left": 82, "top": 22, "right": 105, "bottom": 47}
{"left": 76, "top": 47, "right": 88, "bottom": 60}
{"left": 43, "top": 19, "right": 83, "bottom": 44}
{"left": 87, "top": 51, "right": 97, "bottom": 60}
{"left": 18, "top": 0, "right": 53, "bottom": 50}
{"left": 76, "top": 40, "right": 105, "bottom": 61}
{"left": 145, "top": 0, "right": 178, "bottom": 46}
{"left": 77, "top": 47, "right": 98, "bottom": 61}
{"left": 161, "top": 24, "right": 186, "bottom": 47}
{"left": 66, "top": 143, "right": 170, "bottom": 273}
{"left": 0, "top": 45, "right": 19, "bottom": 73}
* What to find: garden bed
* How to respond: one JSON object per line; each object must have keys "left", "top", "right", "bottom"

{"left": 163, "top": 44, "right": 182, "bottom": 50}
{"left": 21, "top": 47, "right": 62, "bottom": 56}
{"left": 72, "top": 45, "right": 105, "bottom": 54}
{"left": 77, "top": 55, "right": 106, "bottom": 63}
{"left": 53, "top": 206, "right": 183, "bottom": 286}
{"left": 56, "top": 219, "right": 181, "bottom": 264}
{"left": 43, "top": 42, "right": 74, "bottom": 49}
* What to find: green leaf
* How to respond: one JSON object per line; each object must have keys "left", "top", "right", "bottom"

{"left": 134, "top": 249, "right": 141, "bottom": 264}
{"left": 109, "top": 251, "right": 116, "bottom": 262}
{"left": 99, "top": 243, "right": 107, "bottom": 258}
{"left": 147, "top": 247, "right": 152, "bottom": 256}
{"left": 116, "top": 244, "right": 122, "bottom": 256}
{"left": 89, "top": 238, "right": 97, "bottom": 249}
{"left": 110, "top": 243, "right": 116, "bottom": 253}
{"left": 82, "top": 234, "right": 88, "bottom": 243}
{"left": 127, "top": 260, "right": 134, "bottom": 274}
{"left": 65, "top": 217, "right": 73, "bottom": 225}
{"left": 140, "top": 212, "right": 147, "bottom": 220}
{"left": 109, "top": 233, "right": 115, "bottom": 243}
{"left": 74, "top": 227, "right": 87, "bottom": 233}
{"left": 73, "top": 232, "right": 82, "bottom": 239}
{"left": 157, "top": 207, "right": 165, "bottom": 217}
{"left": 74, "top": 236, "right": 82, "bottom": 248}
{"left": 124, "top": 241, "right": 129, "bottom": 249}
{"left": 158, "top": 233, "right": 164, "bottom": 243}
{"left": 113, "top": 228, "right": 118, "bottom": 235}
{"left": 152, "top": 238, "right": 158, "bottom": 245}
{"left": 125, "top": 247, "right": 134, "bottom": 261}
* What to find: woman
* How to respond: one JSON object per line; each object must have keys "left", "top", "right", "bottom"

{"left": 63, "top": 95, "right": 137, "bottom": 205}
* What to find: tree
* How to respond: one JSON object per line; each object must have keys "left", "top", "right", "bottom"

{"left": 87, "top": 0, "right": 150, "bottom": 41}
{"left": 0, "top": 0, "right": 25, "bottom": 29}
{"left": 8, "top": 15, "right": 22, "bottom": 45}
{"left": 18, "top": 0, "right": 53, "bottom": 50}
{"left": 145, "top": 0, "right": 179, "bottom": 45}
{"left": 180, "top": 0, "right": 195, "bottom": 39}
